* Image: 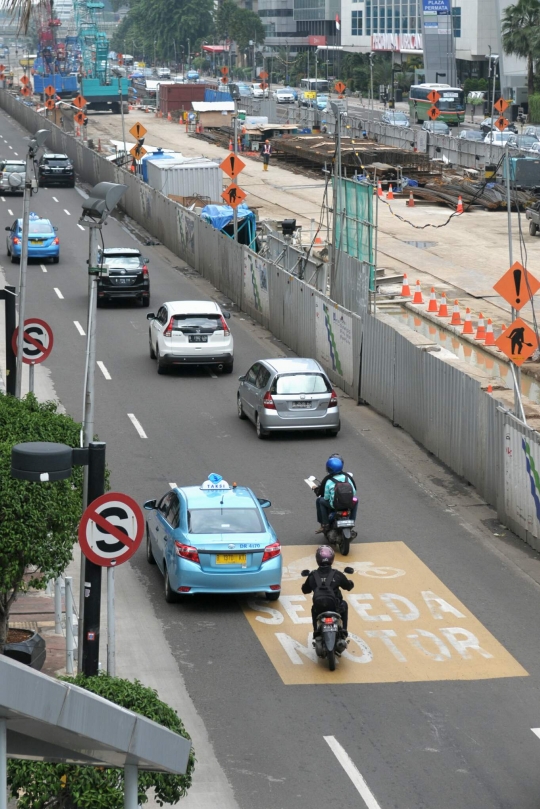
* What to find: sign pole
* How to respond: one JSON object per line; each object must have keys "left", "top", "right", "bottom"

{"left": 505, "top": 144, "right": 523, "bottom": 419}
{"left": 81, "top": 441, "right": 106, "bottom": 676}
{"left": 15, "top": 147, "right": 33, "bottom": 398}
{"left": 29, "top": 361, "right": 35, "bottom": 394}
{"left": 107, "top": 566, "right": 115, "bottom": 676}
{"left": 233, "top": 111, "right": 238, "bottom": 241}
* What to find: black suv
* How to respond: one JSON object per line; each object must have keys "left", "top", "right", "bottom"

{"left": 97, "top": 248, "right": 150, "bottom": 307}
{"left": 38, "top": 153, "right": 75, "bottom": 187}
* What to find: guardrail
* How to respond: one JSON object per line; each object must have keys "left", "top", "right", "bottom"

{"left": 2, "top": 89, "right": 540, "bottom": 551}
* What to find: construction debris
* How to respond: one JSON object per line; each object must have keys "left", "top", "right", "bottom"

{"left": 409, "top": 175, "right": 534, "bottom": 211}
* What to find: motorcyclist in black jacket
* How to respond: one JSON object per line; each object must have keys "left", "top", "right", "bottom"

{"left": 301, "top": 545, "right": 354, "bottom": 634}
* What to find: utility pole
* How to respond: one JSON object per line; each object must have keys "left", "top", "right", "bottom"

{"left": 369, "top": 52, "right": 374, "bottom": 117}
{"left": 505, "top": 144, "right": 525, "bottom": 421}
{"left": 233, "top": 109, "right": 238, "bottom": 241}
{"left": 15, "top": 130, "right": 49, "bottom": 399}
{"left": 330, "top": 102, "right": 343, "bottom": 289}
{"left": 118, "top": 76, "right": 126, "bottom": 152}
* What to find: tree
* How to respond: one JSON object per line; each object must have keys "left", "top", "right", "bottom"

{"left": 8, "top": 673, "right": 196, "bottom": 808}
{"left": 501, "top": 0, "right": 540, "bottom": 95}
{"left": 0, "top": 394, "right": 83, "bottom": 652}
{"left": 215, "top": 0, "right": 265, "bottom": 53}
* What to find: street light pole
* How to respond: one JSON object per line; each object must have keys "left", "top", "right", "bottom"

{"left": 15, "top": 130, "right": 49, "bottom": 399}
{"left": 118, "top": 76, "right": 126, "bottom": 151}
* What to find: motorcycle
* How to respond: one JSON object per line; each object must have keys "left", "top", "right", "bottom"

{"left": 301, "top": 566, "right": 355, "bottom": 671}
{"left": 305, "top": 475, "right": 358, "bottom": 556}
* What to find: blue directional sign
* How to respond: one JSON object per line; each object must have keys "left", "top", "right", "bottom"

{"left": 423, "top": 0, "right": 450, "bottom": 12}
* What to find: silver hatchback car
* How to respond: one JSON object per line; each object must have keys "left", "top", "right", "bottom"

{"left": 237, "top": 357, "right": 340, "bottom": 439}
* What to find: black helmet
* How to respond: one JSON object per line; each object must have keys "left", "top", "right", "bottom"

{"left": 316, "top": 545, "right": 335, "bottom": 567}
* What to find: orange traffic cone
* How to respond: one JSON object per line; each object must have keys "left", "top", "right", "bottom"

{"left": 406, "top": 190, "right": 415, "bottom": 207}
{"left": 437, "top": 292, "right": 449, "bottom": 317}
{"left": 450, "top": 300, "right": 462, "bottom": 326}
{"left": 401, "top": 273, "right": 411, "bottom": 297}
{"left": 487, "top": 384, "right": 493, "bottom": 394}
{"left": 377, "top": 181, "right": 383, "bottom": 198}
{"left": 427, "top": 287, "right": 438, "bottom": 312}
{"left": 499, "top": 323, "right": 507, "bottom": 336}
{"left": 484, "top": 318, "right": 495, "bottom": 345}
{"left": 412, "top": 280, "right": 423, "bottom": 304}
{"left": 229, "top": 139, "right": 233, "bottom": 150}
{"left": 386, "top": 184, "right": 394, "bottom": 201}
{"left": 456, "top": 196, "right": 464, "bottom": 214}
{"left": 475, "top": 313, "right": 486, "bottom": 340}
{"left": 462, "top": 307, "right": 474, "bottom": 334}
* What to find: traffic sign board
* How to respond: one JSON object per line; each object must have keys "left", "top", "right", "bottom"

{"left": 20, "top": 75, "right": 30, "bottom": 86}
{"left": 494, "top": 97, "right": 509, "bottom": 114}
{"left": 11, "top": 318, "right": 54, "bottom": 364}
{"left": 222, "top": 183, "right": 246, "bottom": 208}
{"left": 221, "top": 66, "right": 229, "bottom": 75}
{"left": 260, "top": 82, "right": 268, "bottom": 90}
{"left": 493, "top": 262, "right": 540, "bottom": 311}
{"left": 427, "top": 106, "right": 441, "bottom": 121}
{"left": 44, "top": 84, "right": 55, "bottom": 96}
{"left": 220, "top": 153, "right": 246, "bottom": 180}
{"left": 494, "top": 116, "right": 509, "bottom": 132}
{"left": 259, "top": 70, "right": 268, "bottom": 80}
{"left": 74, "top": 111, "right": 86, "bottom": 125}
{"left": 495, "top": 318, "right": 539, "bottom": 366}
{"left": 334, "top": 81, "right": 346, "bottom": 94}
{"left": 44, "top": 99, "right": 55, "bottom": 110}
{"left": 20, "top": 86, "right": 31, "bottom": 97}
{"left": 130, "top": 144, "right": 147, "bottom": 159}
{"left": 0, "top": 65, "right": 5, "bottom": 72}
{"left": 129, "top": 121, "right": 147, "bottom": 139}
{"left": 221, "top": 76, "right": 229, "bottom": 84}
{"left": 78, "top": 491, "right": 144, "bottom": 567}
{"left": 426, "top": 90, "right": 440, "bottom": 104}
{"left": 72, "top": 93, "right": 87, "bottom": 109}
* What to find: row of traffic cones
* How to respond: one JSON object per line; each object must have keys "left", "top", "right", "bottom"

{"left": 375, "top": 185, "right": 463, "bottom": 213}
{"left": 401, "top": 275, "right": 499, "bottom": 346}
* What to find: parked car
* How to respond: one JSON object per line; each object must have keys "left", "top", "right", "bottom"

{"left": 458, "top": 129, "right": 485, "bottom": 141}
{"left": 6, "top": 213, "right": 59, "bottom": 263}
{"left": 37, "top": 153, "right": 75, "bottom": 187}
{"left": 524, "top": 125, "right": 540, "bottom": 139}
{"left": 274, "top": 87, "right": 295, "bottom": 104}
{"left": 0, "top": 159, "right": 25, "bottom": 194}
{"left": 237, "top": 357, "right": 340, "bottom": 439}
{"left": 381, "top": 111, "right": 410, "bottom": 127}
{"left": 483, "top": 131, "right": 517, "bottom": 146}
{"left": 96, "top": 247, "right": 150, "bottom": 307}
{"left": 514, "top": 134, "right": 540, "bottom": 151}
{"left": 144, "top": 474, "right": 282, "bottom": 602}
{"left": 479, "top": 117, "right": 517, "bottom": 135}
{"left": 147, "top": 300, "right": 233, "bottom": 374}
{"left": 251, "top": 82, "right": 268, "bottom": 98}
{"left": 421, "top": 121, "right": 450, "bottom": 135}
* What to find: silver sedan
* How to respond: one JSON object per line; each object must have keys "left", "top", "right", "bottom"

{"left": 237, "top": 357, "right": 340, "bottom": 439}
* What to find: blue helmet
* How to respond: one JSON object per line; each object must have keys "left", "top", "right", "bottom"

{"left": 326, "top": 454, "right": 344, "bottom": 474}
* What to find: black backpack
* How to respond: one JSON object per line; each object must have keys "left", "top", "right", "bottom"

{"left": 332, "top": 475, "right": 355, "bottom": 510}
{"left": 312, "top": 569, "right": 339, "bottom": 613}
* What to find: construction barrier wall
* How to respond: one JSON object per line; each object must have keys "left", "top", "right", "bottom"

{"left": 0, "top": 91, "right": 536, "bottom": 552}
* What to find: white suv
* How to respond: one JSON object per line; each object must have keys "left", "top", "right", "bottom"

{"left": 147, "top": 300, "right": 233, "bottom": 375}
{"left": 251, "top": 82, "right": 268, "bottom": 98}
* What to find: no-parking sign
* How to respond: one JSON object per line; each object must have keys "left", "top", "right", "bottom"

{"left": 78, "top": 492, "right": 144, "bottom": 567}
{"left": 12, "top": 318, "right": 54, "bottom": 364}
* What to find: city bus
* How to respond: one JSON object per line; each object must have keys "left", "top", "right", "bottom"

{"left": 408, "top": 83, "right": 465, "bottom": 126}
{"left": 300, "top": 78, "right": 330, "bottom": 94}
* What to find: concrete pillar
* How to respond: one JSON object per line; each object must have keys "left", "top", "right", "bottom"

{"left": 0, "top": 718, "right": 7, "bottom": 809}
{"left": 124, "top": 763, "right": 138, "bottom": 809}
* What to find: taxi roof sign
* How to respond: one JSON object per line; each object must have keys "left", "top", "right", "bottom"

{"left": 201, "top": 474, "right": 231, "bottom": 490}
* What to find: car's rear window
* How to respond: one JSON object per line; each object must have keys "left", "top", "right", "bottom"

{"left": 43, "top": 157, "right": 70, "bottom": 166}
{"left": 29, "top": 221, "right": 53, "bottom": 233}
{"left": 273, "top": 373, "right": 329, "bottom": 395}
{"left": 188, "top": 508, "right": 264, "bottom": 534}
{"left": 101, "top": 256, "right": 141, "bottom": 269}
{"left": 173, "top": 314, "right": 221, "bottom": 332}
{"left": 2, "top": 163, "right": 25, "bottom": 173}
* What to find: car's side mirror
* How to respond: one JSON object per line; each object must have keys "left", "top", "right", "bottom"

{"left": 301, "top": 569, "right": 310, "bottom": 577}
{"left": 143, "top": 499, "right": 157, "bottom": 510}
{"left": 223, "top": 311, "right": 231, "bottom": 319}
{"left": 258, "top": 498, "right": 271, "bottom": 508}
{"left": 344, "top": 566, "right": 354, "bottom": 574}
{"left": 144, "top": 256, "right": 150, "bottom": 262}
{"left": 54, "top": 226, "right": 58, "bottom": 231}
{"left": 238, "top": 375, "right": 245, "bottom": 382}
{"left": 146, "top": 313, "right": 155, "bottom": 320}
{"left": 5, "top": 226, "right": 10, "bottom": 231}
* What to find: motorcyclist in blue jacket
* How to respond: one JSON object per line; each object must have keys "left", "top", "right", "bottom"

{"left": 315, "top": 454, "right": 357, "bottom": 533}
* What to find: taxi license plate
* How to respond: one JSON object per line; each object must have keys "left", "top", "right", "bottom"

{"left": 216, "top": 553, "right": 247, "bottom": 565}
{"left": 31, "top": 240, "right": 44, "bottom": 246}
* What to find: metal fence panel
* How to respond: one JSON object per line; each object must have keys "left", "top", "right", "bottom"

{"left": 359, "top": 314, "right": 396, "bottom": 421}
{"left": 331, "top": 253, "right": 370, "bottom": 316}
{"left": 503, "top": 412, "right": 540, "bottom": 551}
{"left": 243, "top": 250, "right": 270, "bottom": 329}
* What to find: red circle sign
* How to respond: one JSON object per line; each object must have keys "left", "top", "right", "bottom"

{"left": 78, "top": 492, "right": 144, "bottom": 567}
{"left": 12, "top": 318, "right": 54, "bottom": 364}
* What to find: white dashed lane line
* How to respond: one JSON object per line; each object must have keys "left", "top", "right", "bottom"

{"left": 1, "top": 197, "right": 5, "bottom": 202}
{"left": 8, "top": 145, "right": 12, "bottom": 150}
{"left": 54, "top": 288, "right": 64, "bottom": 299}
{"left": 97, "top": 361, "right": 111, "bottom": 380}
{"left": 52, "top": 196, "right": 58, "bottom": 202}
{"left": 64, "top": 209, "right": 71, "bottom": 216}
{"left": 324, "top": 737, "right": 383, "bottom": 809}
{"left": 14, "top": 152, "right": 18, "bottom": 156}
{"left": 127, "top": 413, "right": 147, "bottom": 439}
{"left": 74, "top": 320, "right": 86, "bottom": 336}
{"left": 169, "top": 482, "right": 177, "bottom": 489}
{"left": 7, "top": 209, "right": 13, "bottom": 216}
{"left": 77, "top": 224, "right": 85, "bottom": 231}
{"left": 40, "top": 264, "right": 47, "bottom": 273}
{"left": 207, "top": 368, "right": 218, "bottom": 378}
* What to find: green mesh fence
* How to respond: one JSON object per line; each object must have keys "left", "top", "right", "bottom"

{"left": 334, "top": 177, "right": 375, "bottom": 289}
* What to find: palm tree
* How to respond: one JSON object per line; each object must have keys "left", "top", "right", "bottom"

{"left": 501, "top": 0, "right": 540, "bottom": 95}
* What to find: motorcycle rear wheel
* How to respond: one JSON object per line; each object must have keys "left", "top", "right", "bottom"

{"left": 327, "top": 649, "right": 336, "bottom": 671}
{"left": 338, "top": 535, "right": 350, "bottom": 556}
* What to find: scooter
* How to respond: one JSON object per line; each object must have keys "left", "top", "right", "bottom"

{"left": 301, "top": 566, "right": 355, "bottom": 671}
{"left": 305, "top": 476, "right": 358, "bottom": 556}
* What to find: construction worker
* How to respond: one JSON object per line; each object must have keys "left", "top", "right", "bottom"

{"left": 262, "top": 139, "right": 272, "bottom": 171}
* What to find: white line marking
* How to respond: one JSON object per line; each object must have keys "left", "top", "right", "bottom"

{"left": 8, "top": 145, "right": 12, "bottom": 149}
{"left": 73, "top": 320, "right": 85, "bottom": 336}
{"left": 1, "top": 197, "right": 5, "bottom": 202}
{"left": 52, "top": 196, "right": 59, "bottom": 202}
{"left": 7, "top": 209, "right": 13, "bottom": 216}
{"left": 77, "top": 223, "right": 85, "bottom": 231}
{"left": 324, "top": 737, "right": 383, "bottom": 809}
{"left": 97, "top": 361, "right": 111, "bottom": 380}
{"left": 40, "top": 264, "right": 48, "bottom": 273}
{"left": 127, "top": 413, "right": 147, "bottom": 439}
{"left": 13, "top": 152, "right": 18, "bottom": 156}
{"left": 75, "top": 186, "right": 89, "bottom": 199}
{"left": 532, "top": 729, "right": 540, "bottom": 740}
{"left": 54, "top": 287, "right": 64, "bottom": 299}
{"left": 169, "top": 482, "right": 177, "bottom": 489}
{"left": 207, "top": 368, "right": 218, "bottom": 378}
{"left": 63, "top": 209, "right": 71, "bottom": 216}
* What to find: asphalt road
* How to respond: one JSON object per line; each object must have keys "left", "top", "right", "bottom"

{"left": 3, "top": 106, "right": 540, "bottom": 809}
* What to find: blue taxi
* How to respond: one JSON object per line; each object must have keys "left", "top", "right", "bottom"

{"left": 144, "top": 474, "right": 282, "bottom": 602}
{"left": 6, "top": 213, "right": 60, "bottom": 263}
